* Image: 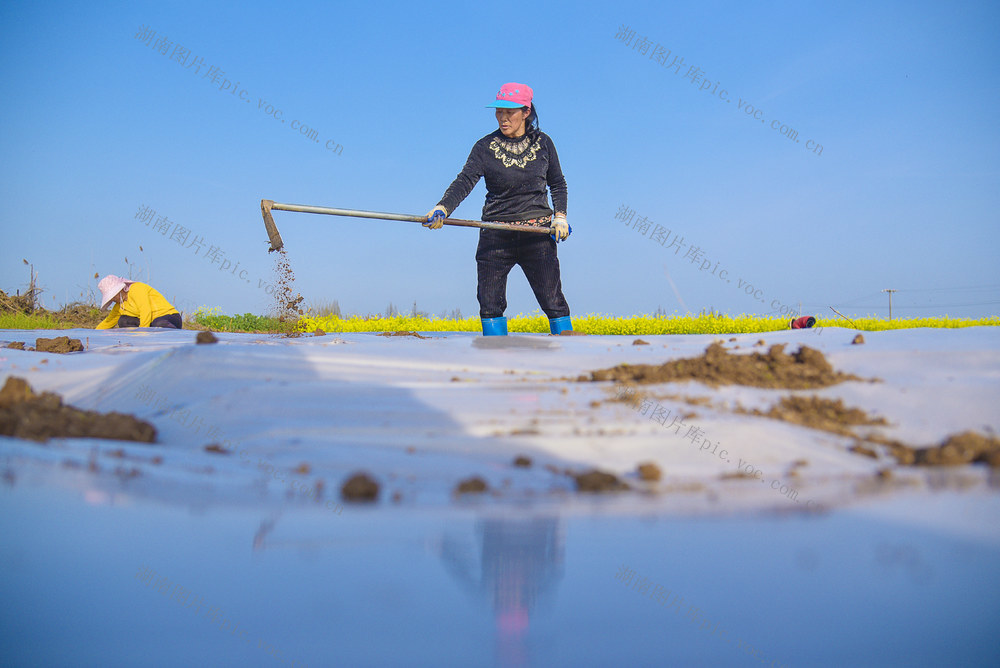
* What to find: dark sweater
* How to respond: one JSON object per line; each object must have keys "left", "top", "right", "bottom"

{"left": 438, "top": 129, "right": 568, "bottom": 222}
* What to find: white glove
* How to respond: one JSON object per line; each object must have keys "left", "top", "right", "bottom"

{"left": 550, "top": 214, "right": 570, "bottom": 242}
{"left": 423, "top": 205, "right": 448, "bottom": 230}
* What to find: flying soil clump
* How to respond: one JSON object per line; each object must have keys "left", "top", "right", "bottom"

{"left": 585, "top": 342, "right": 862, "bottom": 389}
{"left": 271, "top": 249, "right": 304, "bottom": 330}
{"left": 0, "top": 377, "right": 156, "bottom": 443}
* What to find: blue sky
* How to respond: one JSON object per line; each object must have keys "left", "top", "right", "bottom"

{"left": 1, "top": 0, "right": 998, "bottom": 320}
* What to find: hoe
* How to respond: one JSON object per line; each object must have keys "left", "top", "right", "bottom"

{"left": 261, "top": 199, "right": 552, "bottom": 252}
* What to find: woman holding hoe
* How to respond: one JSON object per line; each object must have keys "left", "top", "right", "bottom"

{"left": 425, "top": 82, "right": 573, "bottom": 336}
{"left": 95, "top": 274, "right": 182, "bottom": 329}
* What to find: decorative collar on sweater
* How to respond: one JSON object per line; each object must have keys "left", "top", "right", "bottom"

{"left": 489, "top": 130, "right": 542, "bottom": 168}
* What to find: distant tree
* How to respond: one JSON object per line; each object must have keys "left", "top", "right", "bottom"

{"left": 408, "top": 300, "right": 431, "bottom": 318}
{"left": 307, "top": 299, "right": 341, "bottom": 317}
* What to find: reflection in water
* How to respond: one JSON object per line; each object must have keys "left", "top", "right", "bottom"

{"left": 439, "top": 515, "right": 564, "bottom": 667}
{"left": 252, "top": 516, "right": 278, "bottom": 551}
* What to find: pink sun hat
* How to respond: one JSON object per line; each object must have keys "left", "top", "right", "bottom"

{"left": 98, "top": 274, "right": 133, "bottom": 310}
{"left": 487, "top": 82, "right": 533, "bottom": 109}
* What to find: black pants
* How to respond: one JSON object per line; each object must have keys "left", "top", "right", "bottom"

{"left": 476, "top": 229, "right": 570, "bottom": 319}
{"left": 117, "top": 313, "right": 182, "bottom": 329}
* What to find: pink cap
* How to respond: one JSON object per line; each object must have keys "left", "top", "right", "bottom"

{"left": 487, "top": 82, "right": 533, "bottom": 109}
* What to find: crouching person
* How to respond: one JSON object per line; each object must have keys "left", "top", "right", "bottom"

{"left": 96, "top": 274, "right": 182, "bottom": 329}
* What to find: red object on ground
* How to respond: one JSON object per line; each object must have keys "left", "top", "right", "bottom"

{"left": 790, "top": 316, "right": 817, "bottom": 329}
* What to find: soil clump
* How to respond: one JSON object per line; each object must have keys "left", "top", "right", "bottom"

{"left": 586, "top": 342, "right": 862, "bottom": 389}
{"left": 850, "top": 444, "right": 879, "bottom": 458}
{"left": 35, "top": 336, "right": 84, "bottom": 353}
{"left": 377, "top": 331, "right": 429, "bottom": 339}
{"left": 455, "top": 476, "right": 489, "bottom": 494}
{"left": 341, "top": 472, "right": 380, "bottom": 501}
{"left": 573, "top": 469, "right": 629, "bottom": 492}
{"left": 196, "top": 331, "right": 218, "bottom": 344}
{"left": 637, "top": 462, "right": 662, "bottom": 481}
{"left": 0, "top": 377, "right": 156, "bottom": 443}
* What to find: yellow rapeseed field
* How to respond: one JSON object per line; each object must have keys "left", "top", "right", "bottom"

{"left": 296, "top": 312, "right": 999, "bottom": 335}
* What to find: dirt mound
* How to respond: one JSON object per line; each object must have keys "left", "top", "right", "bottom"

{"left": 879, "top": 432, "right": 1000, "bottom": 468}
{"left": 742, "top": 395, "right": 888, "bottom": 437}
{"left": 0, "top": 289, "right": 37, "bottom": 314}
{"left": 742, "top": 394, "right": 998, "bottom": 469}
{"left": 586, "top": 342, "right": 861, "bottom": 389}
{"left": 53, "top": 302, "right": 104, "bottom": 328}
{"left": 377, "top": 331, "right": 429, "bottom": 339}
{"left": 2, "top": 289, "right": 104, "bottom": 328}
{"left": 0, "top": 377, "right": 156, "bottom": 443}
{"left": 36, "top": 336, "right": 84, "bottom": 353}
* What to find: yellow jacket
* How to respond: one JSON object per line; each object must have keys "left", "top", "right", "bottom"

{"left": 96, "top": 282, "right": 179, "bottom": 329}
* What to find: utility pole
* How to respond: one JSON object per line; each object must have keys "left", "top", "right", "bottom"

{"left": 882, "top": 289, "right": 897, "bottom": 321}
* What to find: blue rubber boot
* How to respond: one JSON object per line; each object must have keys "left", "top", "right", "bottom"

{"left": 481, "top": 316, "right": 508, "bottom": 336}
{"left": 549, "top": 316, "right": 573, "bottom": 335}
